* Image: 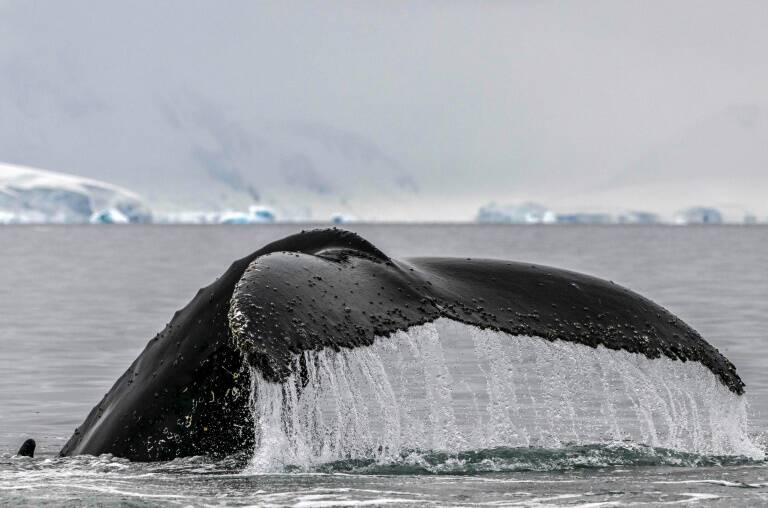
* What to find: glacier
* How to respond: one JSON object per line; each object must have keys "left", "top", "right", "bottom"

{"left": 0, "top": 163, "right": 151, "bottom": 224}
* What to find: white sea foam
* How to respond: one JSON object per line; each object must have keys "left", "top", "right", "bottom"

{"left": 247, "top": 318, "right": 762, "bottom": 471}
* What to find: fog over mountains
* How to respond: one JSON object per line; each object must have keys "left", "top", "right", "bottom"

{"left": 562, "top": 104, "right": 768, "bottom": 220}
{"left": 1, "top": 1, "right": 766, "bottom": 220}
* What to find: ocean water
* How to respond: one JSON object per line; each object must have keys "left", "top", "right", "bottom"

{"left": 1, "top": 224, "right": 768, "bottom": 506}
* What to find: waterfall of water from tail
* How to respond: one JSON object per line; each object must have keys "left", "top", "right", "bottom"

{"left": 247, "top": 318, "right": 762, "bottom": 471}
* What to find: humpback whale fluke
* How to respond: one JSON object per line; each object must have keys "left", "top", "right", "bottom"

{"left": 17, "top": 439, "right": 35, "bottom": 458}
{"left": 59, "top": 228, "right": 745, "bottom": 462}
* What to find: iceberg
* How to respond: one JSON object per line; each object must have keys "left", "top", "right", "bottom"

{"left": 674, "top": 207, "right": 723, "bottom": 225}
{"left": 476, "top": 202, "right": 556, "bottom": 224}
{"left": 330, "top": 212, "right": 358, "bottom": 224}
{"left": 617, "top": 211, "right": 660, "bottom": 224}
{"left": 0, "top": 163, "right": 151, "bottom": 224}
{"left": 218, "top": 212, "right": 252, "bottom": 224}
{"left": 89, "top": 208, "right": 130, "bottom": 224}
{"left": 218, "top": 206, "right": 277, "bottom": 224}
{"left": 556, "top": 213, "right": 614, "bottom": 224}
{"left": 248, "top": 205, "right": 276, "bottom": 223}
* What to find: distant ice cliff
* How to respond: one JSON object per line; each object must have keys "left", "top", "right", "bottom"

{"left": 474, "top": 202, "right": 761, "bottom": 225}
{"left": 0, "top": 163, "right": 151, "bottom": 224}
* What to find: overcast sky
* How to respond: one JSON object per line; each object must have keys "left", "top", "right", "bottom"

{"left": 1, "top": 1, "right": 767, "bottom": 219}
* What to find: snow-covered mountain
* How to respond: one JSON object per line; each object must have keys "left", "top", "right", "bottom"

{"left": 0, "top": 89, "right": 420, "bottom": 221}
{"left": 0, "top": 163, "right": 151, "bottom": 223}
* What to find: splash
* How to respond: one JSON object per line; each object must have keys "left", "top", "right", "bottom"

{"left": 247, "top": 318, "right": 763, "bottom": 472}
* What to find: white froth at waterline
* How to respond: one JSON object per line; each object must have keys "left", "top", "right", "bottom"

{"left": 247, "top": 318, "right": 763, "bottom": 471}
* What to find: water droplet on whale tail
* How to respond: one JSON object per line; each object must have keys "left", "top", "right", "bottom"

{"left": 17, "top": 439, "right": 35, "bottom": 458}
{"left": 245, "top": 319, "right": 764, "bottom": 472}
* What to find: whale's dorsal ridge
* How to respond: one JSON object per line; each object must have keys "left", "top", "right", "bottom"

{"left": 257, "top": 228, "right": 390, "bottom": 263}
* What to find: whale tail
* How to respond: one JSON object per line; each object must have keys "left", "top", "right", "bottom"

{"left": 58, "top": 229, "right": 748, "bottom": 462}
{"left": 17, "top": 439, "right": 35, "bottom": 458}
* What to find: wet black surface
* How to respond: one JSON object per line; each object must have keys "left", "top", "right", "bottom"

{"left": 61, "top": 228, "right": 743, "bottom": 461}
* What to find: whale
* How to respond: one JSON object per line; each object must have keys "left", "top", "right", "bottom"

{"left": 17, "top": 439, "right": 35, "bottom": 458}
{"left": 59, "top": 228, "right": 744, "bottom": 461}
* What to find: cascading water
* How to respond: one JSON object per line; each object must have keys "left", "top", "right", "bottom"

{"left": 247, "top": 318, "right": 763, "bottom": 472}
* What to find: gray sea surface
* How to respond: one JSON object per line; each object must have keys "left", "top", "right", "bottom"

{"left": 1, "top": 224, "right": 767, "bottom": 506}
